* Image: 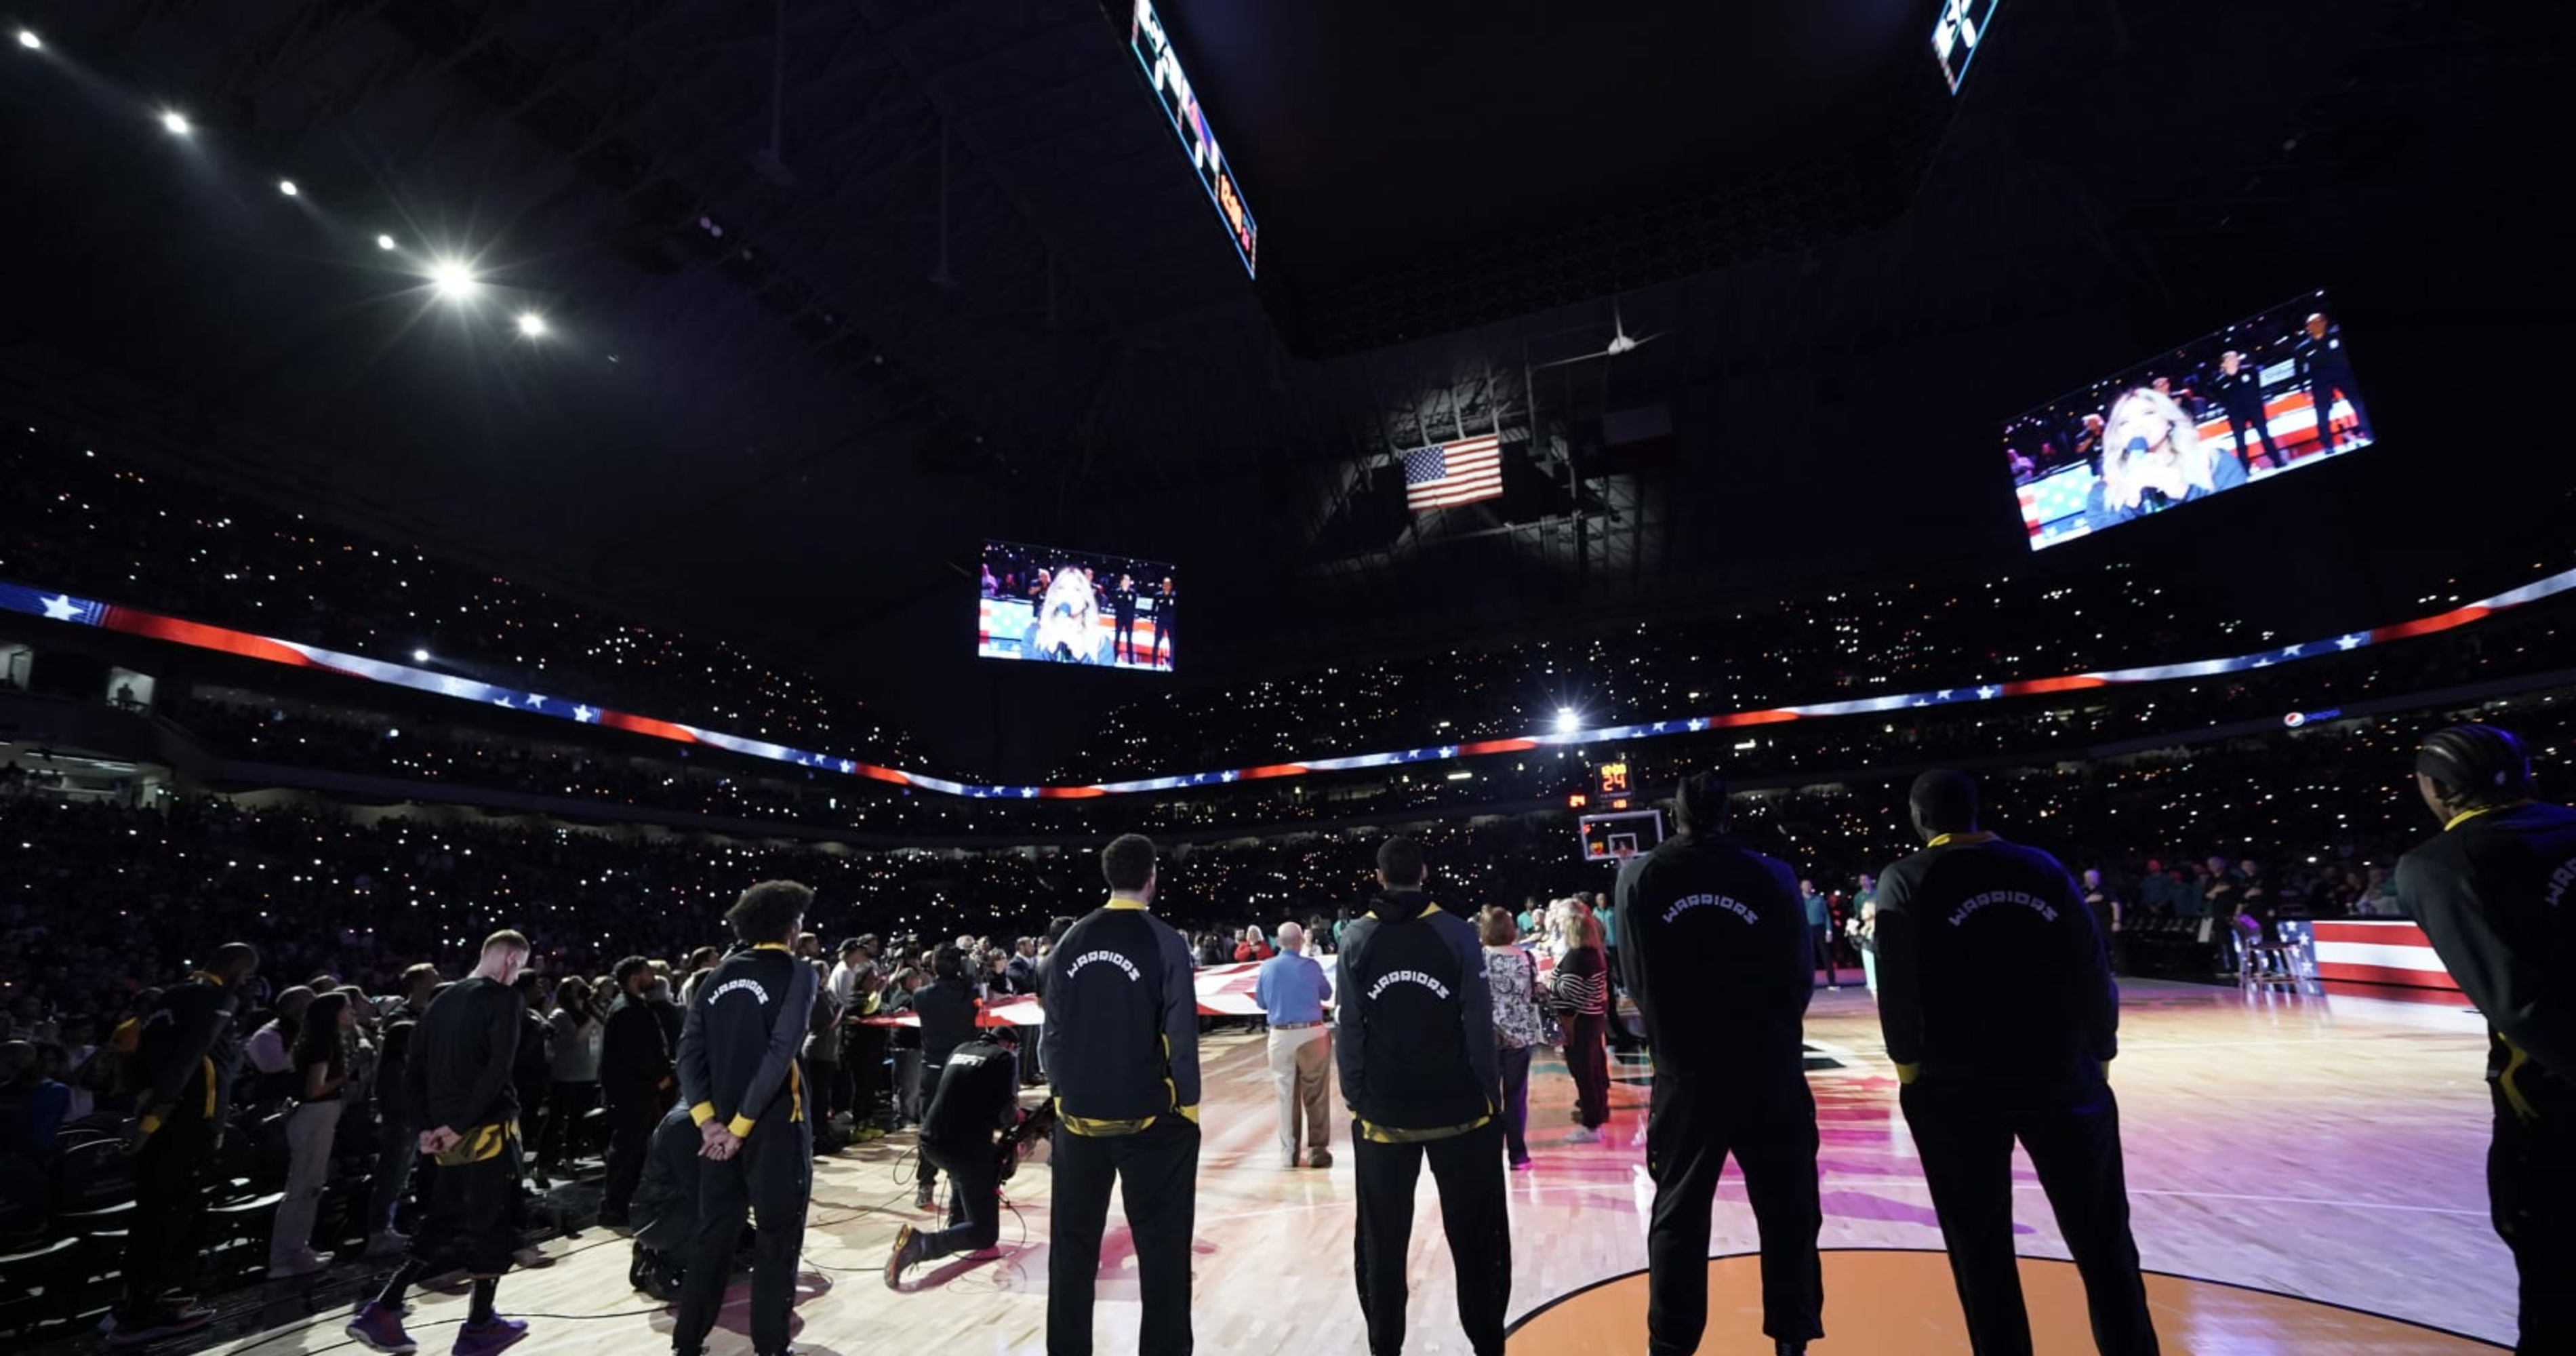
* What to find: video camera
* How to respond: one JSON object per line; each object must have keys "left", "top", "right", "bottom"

{"left": 997, "top": 1100, "right": 1057, "bottom": 1182}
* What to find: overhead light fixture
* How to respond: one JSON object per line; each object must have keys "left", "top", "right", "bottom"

{"left": 411, "top": 649, "right": 430, "bottom": 663}
{"left": 160, "top": 110, "right": 191, "bottom": 135}
{"left": 427, "top": 258, "right": 479, "bottom": 299}
{"left": 375, "top": 233, "right": 397, "bottom": 251}
{"left": 277, "top": 179, "right": 299, "bottom": 197}
{"left": 515, "top": 311, "right": 547, "bottom": 338}
{"left": 16, "top": 29, "right": 39, "bottom": 49}
{"left": 1554, "top": 706, "right": 1580, "bottom": 734}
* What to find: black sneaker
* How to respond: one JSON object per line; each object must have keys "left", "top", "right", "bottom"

{"left": 106, "top": 1304, "right": 216, "bottom": 1347}
{"left": 883, "top": 1223, "right": 924, "bottom": 1290}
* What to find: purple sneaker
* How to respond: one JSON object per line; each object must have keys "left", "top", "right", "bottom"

{"left": 452, "top": 1317, "right": 529, "bottom": 1356}
{"left": 345, "top": 1302, "right": 419, "bottom": 1355}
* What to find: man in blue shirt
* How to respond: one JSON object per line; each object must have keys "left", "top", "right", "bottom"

{"left": 1801, "top": 881, "right": 1842, "bottom": 991}
{"left": 1255, "top": 921, "right": 1335, "bottom": 1169}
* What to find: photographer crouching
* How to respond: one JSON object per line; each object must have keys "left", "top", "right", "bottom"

{"left": 883, "top": 1022, "right": 1047, "bottom": 1287}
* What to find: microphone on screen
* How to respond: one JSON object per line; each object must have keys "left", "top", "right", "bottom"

{"left": 2122, "top": 435, "right": 2150, "bottom": 455}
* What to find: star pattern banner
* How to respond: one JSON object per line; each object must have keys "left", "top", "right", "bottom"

{"left": 5, "top": 565, "right": 2572, "bottom": 800}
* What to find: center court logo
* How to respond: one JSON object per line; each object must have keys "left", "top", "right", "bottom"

{"left": 1067, "top": 950, "right": 1142, "bottom": 982}
{"left": 1367, "top": 969, "right": 1451, "bottom": 1001}
{"left": 1946, "top": 890, "right": 2058, "bottom": 927}
{"left": 1663, "top": 893, "right": 1758, "bottom": 925}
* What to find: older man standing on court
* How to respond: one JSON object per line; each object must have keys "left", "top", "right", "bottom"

{"left": 1256, "top": 921, "right": 1335, "bottom": 1170}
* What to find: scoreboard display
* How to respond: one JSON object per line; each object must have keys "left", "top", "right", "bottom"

{"left": 1129, "top": 0, "right": 1259, "bottom": 277}
{"left": 1932, "top": 0, "right": 2000, "bottom": 94}
{"left": 1596, "top": 761, "right": 1630, "bottom": 797}
{"left": 1577, "top": 810, "right": 1664, "bottom": 863}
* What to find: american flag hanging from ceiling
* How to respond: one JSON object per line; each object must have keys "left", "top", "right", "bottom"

{"left": 1402, "top": 435, "right": 1504, "bottom": 511}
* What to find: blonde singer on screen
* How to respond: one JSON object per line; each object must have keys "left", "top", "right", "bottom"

{"left": 2082, "top": 386, "right": 2247, "bottom": 534}
{"left": 1034, "top": 563, "right": 1102, "bottom": 663}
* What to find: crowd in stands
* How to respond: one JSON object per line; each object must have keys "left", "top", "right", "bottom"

{"left": 1059, "top": 547, "right": 2576, "bottom": 783}
{"left": 9, "top": 683, "right": 2552, "bottom": 1138}
{"left": 0, "top": 431, "right": 918, "bottom": 767}
{"left": 6, "top": 424, "right": 2571, "bottom": 1338}
{"left": 0, "top": 676, "right": 2555, "bottom": 1338}
{"left": 16, "top": 428, "right": 2573, "bottom": 808}
{"left": 32, "top": 571, "right": 2559, "bottom": 844}
{"left": 75, "top": 591, "right": 2571, "bottom": 852}
{"left": 165, "top": 696, "right": 863, "bottom": 829}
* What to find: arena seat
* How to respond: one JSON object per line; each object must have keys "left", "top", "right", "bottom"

{"left": 64, "top": 1231, "right": 125, "bottom": 1328}
{"left": 206, "top": 1191, "right": 286, "bottom": 1290}
{"left": 2240, "top": 921, "right": 2308, "bottom": 991}
{"left": 0, "top": 1235, "right": 82, "bottom": 1341}
{"left": 49, "top": 1137, "right": 136, "bottom": 1216}
{"left": 55, "top": 1199, "right": 135, "bottom": 1240}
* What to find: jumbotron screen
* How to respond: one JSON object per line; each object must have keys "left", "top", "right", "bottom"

{"left": 977, "top": 540, "right": 1175, "bottom": 671}
{"left": 1932, "top": 0, "right": 2000, "bottom": 94}
{"left": 2007, "top": 292, "right": 2377, "bottom": 551}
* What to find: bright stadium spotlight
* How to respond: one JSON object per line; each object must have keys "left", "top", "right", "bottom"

{"left": 411, "top": 649, "right": 430, "bottom": 663}
{"left": 16, "top": 29, "right": 40, "bottom": 49}
{"left": 375, "top": 233, "right": 397, "bottom": 251}
{"left": 427, "top": 258, "right": 479, "bottom": 300}
{"left": 277, "top": 179, "right": 298, "bottom": 197}
{"left": 515, "top": 311, "right": 547, "bottom": 338}
{"left": 159, "top": 110, "right": 191, "bottom": 135}
{"left": 1555, "top": 706, "right": 1580, "bottom": 734}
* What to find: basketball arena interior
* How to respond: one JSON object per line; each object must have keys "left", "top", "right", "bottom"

{"left": 3, "top": 3, "right": 2573, "bottom": 1355}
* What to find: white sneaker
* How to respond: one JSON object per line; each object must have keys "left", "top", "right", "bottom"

{"left": 1566, "top": 1127, "right": 1601, "bottom": 1144}
{"left": 366, "top": 1230, "right": 410, "bottom": 1258}
{"left": 510, "top": 1245, "right": 548, "bottom": 1269}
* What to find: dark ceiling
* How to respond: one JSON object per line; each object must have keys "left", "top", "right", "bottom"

{"left": 3, "top": 0, "right": 2572, "bottom": 779}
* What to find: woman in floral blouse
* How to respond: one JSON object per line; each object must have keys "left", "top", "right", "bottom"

{"left": 1479, "top": 907, "right": 1541, "bottom": 1170}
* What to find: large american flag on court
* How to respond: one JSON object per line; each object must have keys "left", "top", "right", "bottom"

{"left": 1402, "top": 435, "right": 1504, "bottom": 511}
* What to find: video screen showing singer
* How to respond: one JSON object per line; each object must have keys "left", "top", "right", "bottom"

{"left": 2008, "top": 292, "right": 2377, "bottom": 551}
{"left": 977, "top": 540, "right": 1175, "bottom": 671}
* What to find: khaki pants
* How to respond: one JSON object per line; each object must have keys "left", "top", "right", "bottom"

{"left": 272, "top": 1101, "right": 340, "bottom": 1267}
{"left": 1266, "top": 1024, "right": 1333, "bottom": 1165}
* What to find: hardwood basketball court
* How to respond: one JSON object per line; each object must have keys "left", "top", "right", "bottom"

{"left": 205, "top": 979, "right": 2513, "bottom": 1354}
